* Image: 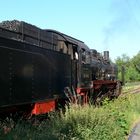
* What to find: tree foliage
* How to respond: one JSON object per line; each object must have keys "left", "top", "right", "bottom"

{"left": 115, "top": 52, "right": 140, "bottom": 82}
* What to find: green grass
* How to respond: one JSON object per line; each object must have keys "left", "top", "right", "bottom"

{"left": 1, "top": 84, "right": 140, "bottom": 140}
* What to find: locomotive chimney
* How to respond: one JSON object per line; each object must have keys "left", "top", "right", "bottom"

{"left": 103, "top": 51, "right": 109, "bottom": 61}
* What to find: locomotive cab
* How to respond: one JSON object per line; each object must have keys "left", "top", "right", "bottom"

{"left": 80, "top": 64, "right": 92, "bottom": 88}
{"left": 78, "top": 48, "right": 92, "bottom": 88}
{"left": 76, "top": 48, "right": 92, "bottom": 103}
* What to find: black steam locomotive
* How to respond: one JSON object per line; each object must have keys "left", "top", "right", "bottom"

{"left": 0, "top": 20, "right": 121, "bottom": 116}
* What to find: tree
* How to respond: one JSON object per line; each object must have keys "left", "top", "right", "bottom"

{"left": 131, "top": 51, "right": 140, "bottom": 73}
{"left": 115, "top": 54, "right": 130, "bottom": 82}
{"left": 115, "top": 53, "right": 140, "bottom": 82}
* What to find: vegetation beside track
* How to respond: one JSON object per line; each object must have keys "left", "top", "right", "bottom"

{"left": 115, "top": 52, "right": 140, "bottom": 82}
{"left": 0, "top": 84, "right": 140, "bottom": 140}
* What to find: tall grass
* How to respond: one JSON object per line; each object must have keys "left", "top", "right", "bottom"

{"left": 1, "top": 87, "right": 140, "bottom": 140}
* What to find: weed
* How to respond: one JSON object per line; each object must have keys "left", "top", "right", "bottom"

{"left": 0, "top": 84, "right": 140, "bottom": 140}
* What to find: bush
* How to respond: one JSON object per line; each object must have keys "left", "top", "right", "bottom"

{"left": 1, "top": 90, "right": 140, "bottom": 140}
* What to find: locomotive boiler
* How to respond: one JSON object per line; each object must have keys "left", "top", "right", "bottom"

{"left": 0, "top": 20, "right": 121, "bottom": 116}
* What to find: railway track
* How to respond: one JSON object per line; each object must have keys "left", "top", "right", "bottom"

{"left": 121, "top": 84, "right": 140, "bottom": 96}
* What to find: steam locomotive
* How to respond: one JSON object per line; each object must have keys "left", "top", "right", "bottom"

{"left": 0, "top": 20, "right": 121, "bottom": 116}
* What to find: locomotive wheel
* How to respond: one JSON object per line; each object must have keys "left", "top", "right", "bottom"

{"left": 94, "top": 85, "right": 110, "bottom": 105}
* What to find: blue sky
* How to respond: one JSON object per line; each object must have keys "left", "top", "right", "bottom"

{"left": 0, "top": 0, "right": 140, "bottom": 61}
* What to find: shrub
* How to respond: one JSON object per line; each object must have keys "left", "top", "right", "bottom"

{"left": 1, "top": 87, "right": 140, "bottom": 140}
